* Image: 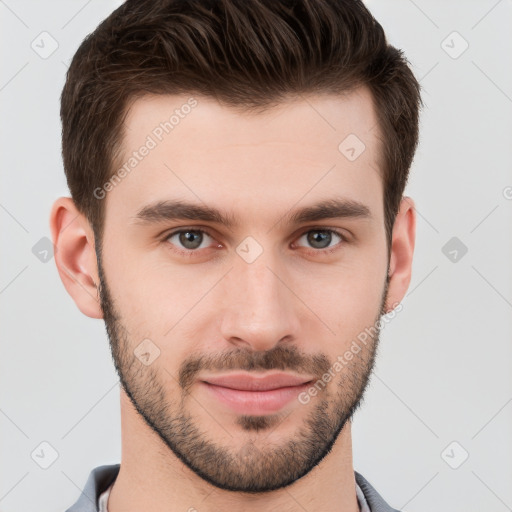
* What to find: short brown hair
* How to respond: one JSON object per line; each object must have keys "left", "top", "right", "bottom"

{"left": 61, "top": 0, "right": 422, "bottom": 250}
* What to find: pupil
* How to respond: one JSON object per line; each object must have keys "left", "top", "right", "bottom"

{"left": 308, "top": 231, "right": 330, "bottom": 249}
{"left": 180, "top": 231, "right": 202, "bottom": 249}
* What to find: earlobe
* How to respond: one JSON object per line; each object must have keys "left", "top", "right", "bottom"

{"left": 384, "top": 196, "right": 416, "bottom": 313}
{"left": 49, "top": 197, "right": 104, "bottom": 319}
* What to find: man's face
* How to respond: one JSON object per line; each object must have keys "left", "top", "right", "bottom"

{"left": 97, "top": 89, "right": 390, "bottom": 492}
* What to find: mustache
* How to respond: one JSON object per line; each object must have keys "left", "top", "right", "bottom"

{"left": 179, "top": 344, "right": 332, "bottom": 391}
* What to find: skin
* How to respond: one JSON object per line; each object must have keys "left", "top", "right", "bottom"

{"left": 50, "top": 87, "right": 415, "bottom": 512}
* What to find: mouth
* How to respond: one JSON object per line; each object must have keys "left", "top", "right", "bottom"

{"left": 199, "top": 372, "right": 314, "bottom": 415}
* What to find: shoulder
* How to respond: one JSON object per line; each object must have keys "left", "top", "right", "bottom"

{"left": 65, "top": 464, "right": 120, "bottom": 512}
{"left": 354, "top": 471, "right": 403, "bottom": 512}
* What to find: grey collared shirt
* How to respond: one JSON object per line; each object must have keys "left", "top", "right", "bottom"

{"left": 65, "top": 464, "right": 402, "bottom": 512}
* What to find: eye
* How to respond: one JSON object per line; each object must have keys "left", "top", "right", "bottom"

{"left": 163, "top": 227, "right": 347, "bottom": 258}
{"left": 165, "top": 229, "right": 217, "bottom": 253}
{"left": 294, "top": 228, "right": 346, "bottom": 253}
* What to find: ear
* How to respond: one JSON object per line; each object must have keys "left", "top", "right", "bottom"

{"left": 384, "top": 196, "right": 416, "bottom": 313}
{"left": 49, "top": 197, "right": 103, "bottom": 319}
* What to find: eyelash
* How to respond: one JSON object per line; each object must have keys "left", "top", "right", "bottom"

{"left": 162, "top": 227, "right": 348, "bottom": 258}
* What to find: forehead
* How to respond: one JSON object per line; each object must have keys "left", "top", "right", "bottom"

{"left": 122, "top": 87, "right": 380, "bottom": 154}
{"left": 108, "top": 88, "right": 384, "bottom": 225}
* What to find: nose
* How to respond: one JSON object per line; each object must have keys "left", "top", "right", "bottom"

{"left": 219, "top": 253, "right": 301, "bottom": 352}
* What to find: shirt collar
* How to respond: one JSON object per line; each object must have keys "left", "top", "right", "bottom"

{"left": 66, "top": 464, "right": 401, "bottom": 512}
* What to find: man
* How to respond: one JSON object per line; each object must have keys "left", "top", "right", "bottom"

{"left": 51, "top": 0, "right": 421, "bottom": 510}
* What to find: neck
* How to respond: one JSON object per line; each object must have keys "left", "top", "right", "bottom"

{"left": 108, "top": 390, "right": 360, "bottom": 512}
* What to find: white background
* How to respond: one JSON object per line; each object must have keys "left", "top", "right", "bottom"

{"left": 1, "top": 1, "right": 511, "bottom": 511}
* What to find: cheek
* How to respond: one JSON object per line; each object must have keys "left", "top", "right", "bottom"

{"left": 103, "top": 247, "right": 223, "bottom": 362}
{"left": 100, "top": 243, "right": 181, "bottom": 335}
{"left": 315, "top": 257, "right": 387, "bottom": 352}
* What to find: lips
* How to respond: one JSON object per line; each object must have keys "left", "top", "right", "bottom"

{"left": 201, "top": 372, "right": 313, "bottom": 391}
{"left": 199, "top": 372, "right": 314, "bottom": 415}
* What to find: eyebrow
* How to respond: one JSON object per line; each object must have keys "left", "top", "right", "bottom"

{"left": 132, "top": 197, "right": 371, "bottom": 228}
